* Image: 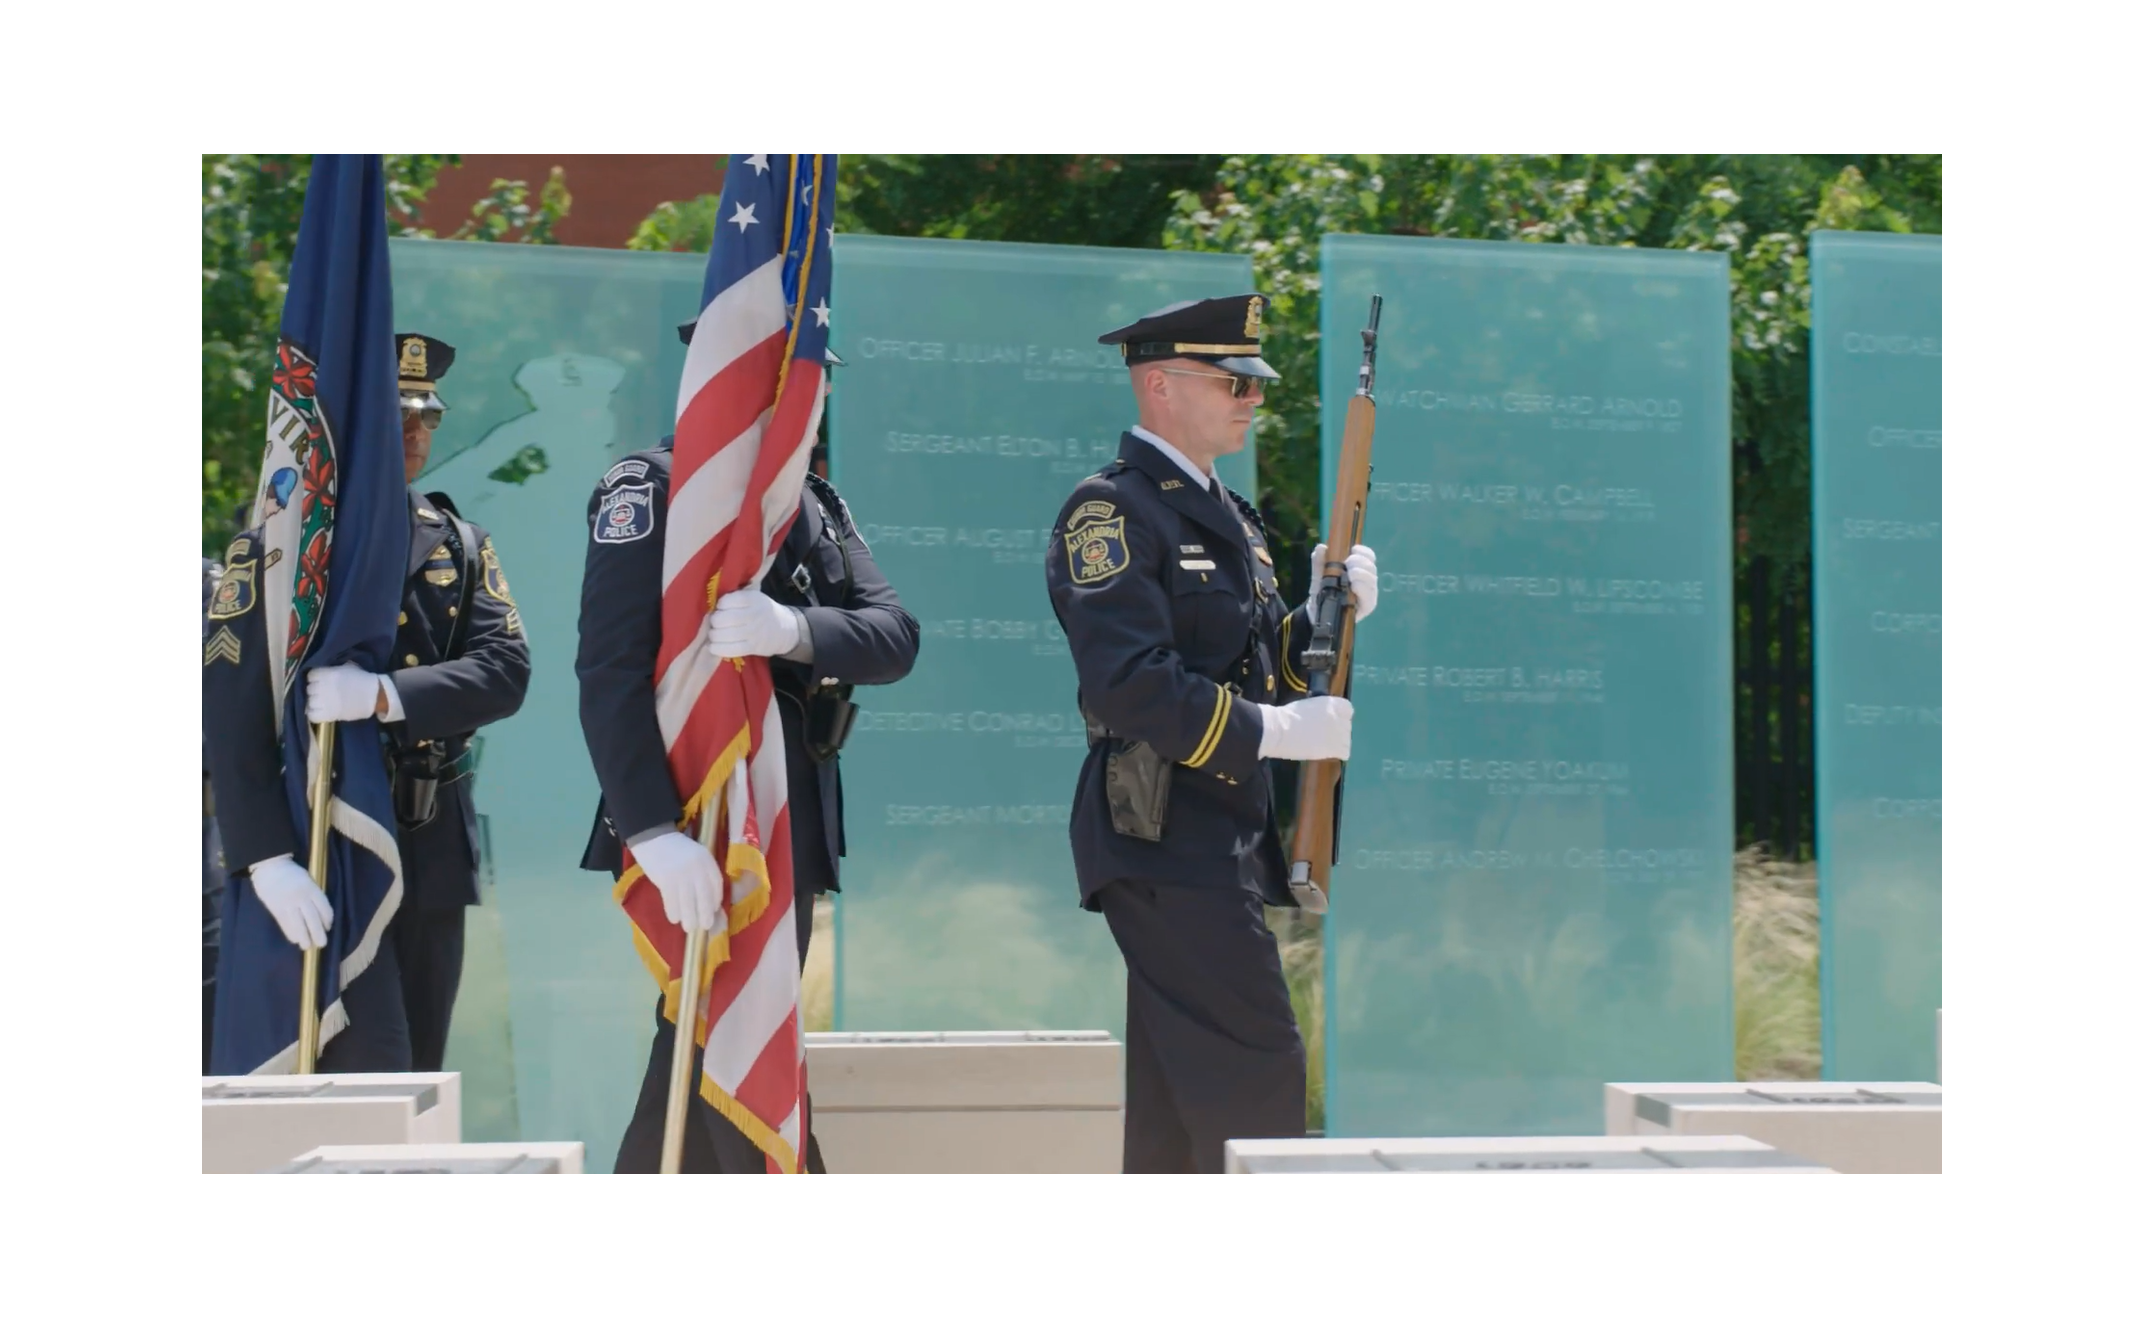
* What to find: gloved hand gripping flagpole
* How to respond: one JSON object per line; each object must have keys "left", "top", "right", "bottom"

{"left": 294, "top": 721, "right": 338, "bottom": 1074}
{"left": 661, "top": 757, "right": 750, "bottom": 1173}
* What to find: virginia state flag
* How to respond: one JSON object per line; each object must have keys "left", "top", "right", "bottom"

{"left": 210, "top": 154, "right": 409, "bottom": 1074}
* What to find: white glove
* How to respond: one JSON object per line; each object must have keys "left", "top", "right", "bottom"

{"left": 1308, "top": 543, "right": 1380, "bottom": 623}
{"left": 1257, "top": 696, "right": 1354, "bottom": 761}
{"left": 249, "top": 854, "right": 333, "bottom": 950}
{"left": 705, "top": 589, "right": 804, "bottom": 660}
{"left": 633, "top": 829, "right": 723, "bottom": 933}
{"left": 305, "top": 663, "right": 387, "bottom": 723}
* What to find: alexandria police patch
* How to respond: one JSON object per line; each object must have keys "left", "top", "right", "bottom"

{"left": 1065, "top": 516, "right": 1129, "bottom": 585}
{"left": 595, "top": 481, "right": 655, "bottom": 544}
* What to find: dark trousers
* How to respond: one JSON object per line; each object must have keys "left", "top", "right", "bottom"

{"left": 615, "top": 892, "right": 827, "bottom": 1173}
{"left": 1097, "top": 879, "right": 1307, "bottom": 1173}
{"left": 317, "top": 904, "right": 466, "bottom": 1074}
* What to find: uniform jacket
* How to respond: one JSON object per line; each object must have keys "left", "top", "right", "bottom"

{"left": 1044, "top": 432, "right": 1315, "bottom": 910}
{"left": 575, "top": 441, "right": 919, "bottom": 895}
{"left": 202, "top": 489, "right": 532, "bottom": 911}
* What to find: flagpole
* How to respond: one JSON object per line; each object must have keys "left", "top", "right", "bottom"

{"left": 660, "top": 803, "right": 721, "bottom": 1173}
{"left": 295, "top": 720, "right": 338, "bottom": 1075}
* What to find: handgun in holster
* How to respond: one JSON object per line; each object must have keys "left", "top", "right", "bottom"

{"left": 1083, "top": 701, "right": 1171, "bottom": 842}
{"left": 801, "top": 682, "right": 858, "bottom": 763}
{"left": 390, "top": 738, "right": 476, "bottom": 828}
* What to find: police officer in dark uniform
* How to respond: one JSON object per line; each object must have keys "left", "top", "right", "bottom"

{"left": 580, "top": 329, "right": 919, "bottom": 1174}
{"left": 202, "top": 333, "right": 532, "bottom": 1073}
{"left": 204, "top": 553, "right": 226, "bottom": 1072}
{"left": 1044, "top": 294, "right": 1379, "bottom": 1173}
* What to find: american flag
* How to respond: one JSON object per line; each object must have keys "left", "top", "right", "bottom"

{"left": 615, "top": 153, "right": 835, "bottom": 1172}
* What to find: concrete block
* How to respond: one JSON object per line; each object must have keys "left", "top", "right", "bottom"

{"left": 203, "top": 1073, "right": 462, "bottom": 1174}
{"left": 1225, "top": 1134, "right": 1831, "bottom": 1173}
{"left": 806, "top": 1031, "right": 1121, "bottom": 1173}
{"left": 279, "top": 1142, "right": 583, "bottom": 1173}
{"left": 1605, "top": 1081, "right": 1940, "bottom": 1173}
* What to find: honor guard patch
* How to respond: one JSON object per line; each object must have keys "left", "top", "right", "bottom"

{"left": 204, "top": 625, "right": 242, "bottom": 667}
{"left": 595, "top": 481, "right": 656, "bottom": 544}
{"left": 602, "top": 458, "right": 650, "bottom": 486}
{"left": 207, "top": 540, "right": 257, "bottom": 620}
{"left": 1065, "top": 517, "right": 1129, "bottom": 585}
{"left": 1065, "top": 499, "right": 1117, "bottom": 531}
{"left": 480, "top": 538, "right": 516, "bottom": 606}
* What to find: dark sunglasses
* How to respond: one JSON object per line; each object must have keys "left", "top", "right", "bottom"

{"left": 1158, "top": 367, "right": 1265, "bottom": 399}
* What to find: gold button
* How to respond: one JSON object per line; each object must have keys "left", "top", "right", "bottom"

{"left": 398, "top": 611, "right": 408, "bottom": 626}
{"left": 447, "top": 605, "right": 458, "bottom": 618}
{"left": 404, "top": 654, "right": 419, "bottom": 667}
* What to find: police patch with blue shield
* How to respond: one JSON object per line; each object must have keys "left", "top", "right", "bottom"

{"left": 595, "top": 481, "right": 656, "bottom": 544}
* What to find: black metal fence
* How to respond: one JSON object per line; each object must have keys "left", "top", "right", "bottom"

{"left": 1736, "top": 555, "right": 1814, "bottom": 859}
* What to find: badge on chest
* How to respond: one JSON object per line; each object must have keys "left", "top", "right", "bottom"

{"left": 423, "top": 542, "right": 458, "bottom": 587}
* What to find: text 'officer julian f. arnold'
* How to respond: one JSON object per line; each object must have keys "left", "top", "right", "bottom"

{"left": 1044, "top": 294, "right": 1380, "bottom": 1174}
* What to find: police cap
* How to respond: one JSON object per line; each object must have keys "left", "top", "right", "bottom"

{"left": 1097, "top": 293, "right": 1279, "bottom": 381}
{"left": 396, "top": 333, "right": 455, "bottom": 415}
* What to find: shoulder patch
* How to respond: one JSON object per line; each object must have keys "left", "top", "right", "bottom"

{"left": 594, "top": 481, "right": 657, "bottom": 544}
{"left": 206, "top": 538, "right": 257, "bottom": 621}
{"left": 1064, "top": 516, "right": 1129, "bottom": 586}
{"left": 603, "top": 457, "right": 650, "bottom": 487}
{"left": 480, "top": 537, "right": 517, "bottom": 606}
{"left": 1065, "top": 499, "right": 1117, "bottom": 531}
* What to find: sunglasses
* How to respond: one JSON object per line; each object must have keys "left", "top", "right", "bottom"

{"left": 1158, "top": 367, "right": 1265, "bottom": 399}
{"left": 401, "top": 396, "right": 447, "bottom": 430}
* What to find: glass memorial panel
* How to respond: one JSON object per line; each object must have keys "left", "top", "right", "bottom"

{"left": 1319, "top": 235, "right": 1735, "bottom": 1136}
{"left": 392, "top": 238, "right": 711, "bottom": 1170}
{"left": 1809, "top": 231, "right": 1941, "bottom": 1082}
{"left": 828, "top": 235, "right": 1255, "bottom": 1031}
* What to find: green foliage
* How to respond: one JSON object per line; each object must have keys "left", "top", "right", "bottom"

{"left": 1159, "top": 154, "right": 1941, "bottom": 571}
{"left": 626, "top": 194, "right": 722, "bottom": 253}
{"left": 835, "top": 155, "right": 1221, "bottom": 248}
{"left": 201, "top": 154, "right": 568, "bottom": 553}
{"left": 624, "top": 155, "right": 1220, "bottom": 257}
{"left": 445, "top": 167, "right": 573, "bottom": 244}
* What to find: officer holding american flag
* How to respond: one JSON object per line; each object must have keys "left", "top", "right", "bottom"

{"left": 575, "top": 154, "right": 915, "bottom": 1174}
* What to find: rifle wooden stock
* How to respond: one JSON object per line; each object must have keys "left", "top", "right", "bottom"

{"left": 1287, "top": 385, "right": 1378, "bottom": 909}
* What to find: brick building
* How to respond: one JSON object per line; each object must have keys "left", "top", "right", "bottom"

{"left": 421, "top": 155, "right": 723, "bottom": 248}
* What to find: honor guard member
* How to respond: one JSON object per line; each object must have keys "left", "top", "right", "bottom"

{"left": 203, "top": 553, "right": 226, "bottom": 1072}
{"left": 203, "top": 333, "right": 532, "bottom": 1073}
{"left": 1044, "top": 294, "right": 1379, "bottom": 1173}
{"left": 580, "top": 327, "right": 920, "bottom": 1174}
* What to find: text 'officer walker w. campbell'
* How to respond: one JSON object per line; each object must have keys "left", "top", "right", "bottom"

{"left": 1043, "top": 294, "right": 1380, "bottom": 1174}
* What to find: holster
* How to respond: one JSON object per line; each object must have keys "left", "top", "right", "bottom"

{"left": 1084, "top": 704, "right": 1171, "bottom": 842}
{"left": 802, "top": 685, "right": 858, "bottom": 764}
{"left": 390, "top": 739, "right": 471, "bottom": 828}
